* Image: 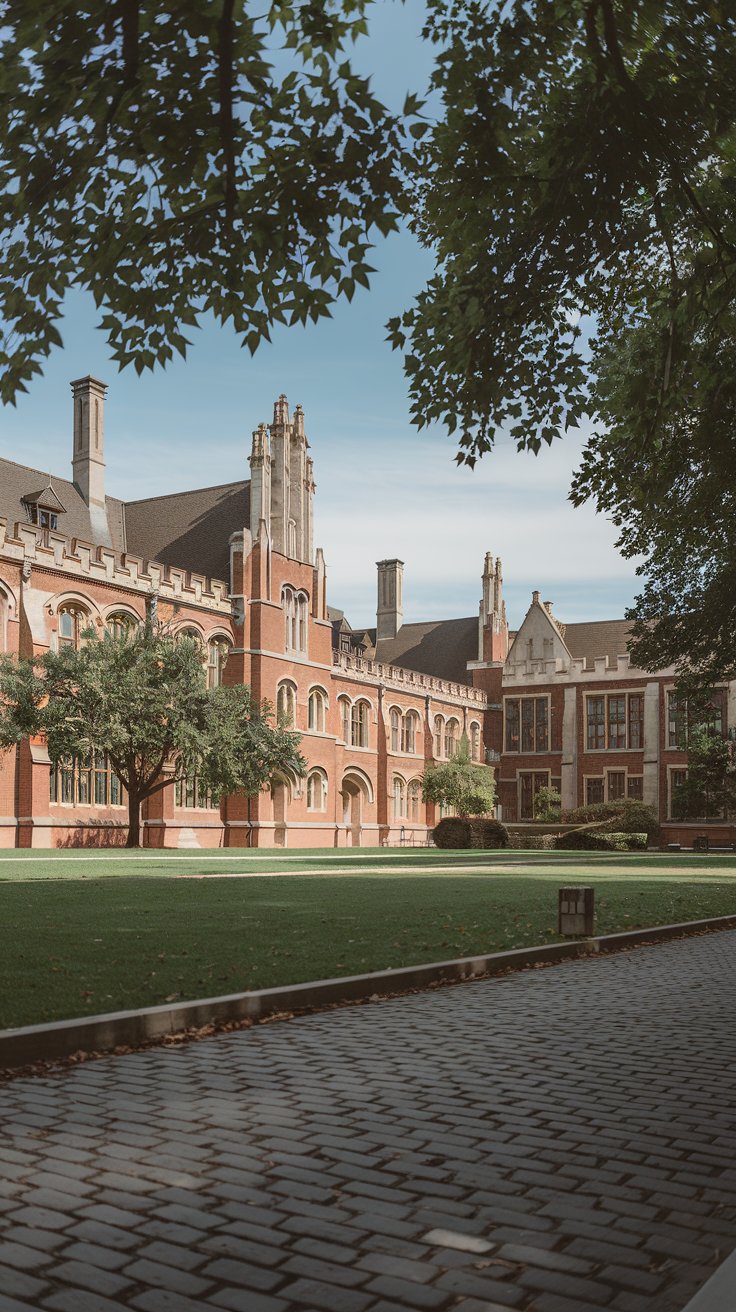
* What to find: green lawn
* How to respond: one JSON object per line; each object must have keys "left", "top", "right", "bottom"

{"left": 2, "top": 848, "right": 736, "bottom": 1029}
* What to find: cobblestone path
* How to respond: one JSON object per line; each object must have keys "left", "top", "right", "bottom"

{"left": 2, "top": 932, "right": 736, "bottom": 1312}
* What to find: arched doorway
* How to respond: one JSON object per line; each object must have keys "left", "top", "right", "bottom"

{"left": 339, "top": 769, "right": 373, "bottom": 847}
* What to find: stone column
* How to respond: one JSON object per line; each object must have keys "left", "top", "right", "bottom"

{"left": 560, "top": 685, "right": 578, "bottom": 811}
{"left": 643, "top": 680, "right": 660, "bottom": 812}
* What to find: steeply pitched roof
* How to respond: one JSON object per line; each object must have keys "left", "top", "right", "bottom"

{"left": 123, "top": 481, "right": 249, "bottom": 583}
{"left": 23, "top": 484, "right": 67, "bottom": 513}
{"left": 373, "top": 616, "right": 479, "bottom": 685}
{"left": 0, "top": 457, "right": 126, "bottom": 552}
{"left": 564, "top": 618, "right": 635, "bottom": 668}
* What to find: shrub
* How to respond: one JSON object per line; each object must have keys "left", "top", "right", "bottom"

{"left": 554, "top": 829, "right": 648, "bottom": 852}
{"left": 562, "top": 799, "right": 660, "bottom": 841}
{"left": 508, "top": 832, "right": 558, "bottom": 850}
{"left": 533, "top": 785, "right": 562, "bottom": 822}
{"left": 433, "top": 817, "right": 510, "bottom": 849}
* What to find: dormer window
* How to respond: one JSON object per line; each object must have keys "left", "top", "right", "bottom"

{"left": 23, "top": 483, "right": 66, "bottom": 531}
{"left": 35, "top": 507, "right": 58, "bottom": 530}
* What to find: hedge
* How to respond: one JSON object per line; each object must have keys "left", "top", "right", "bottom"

{"left": 562, "top": 799, "right": 660, "bottom": 840}
{"left": 433, "top": 817, "right": 510, "bottom": 849}
{"left": 554, "top": 830, "right": 648, "bottom": 852}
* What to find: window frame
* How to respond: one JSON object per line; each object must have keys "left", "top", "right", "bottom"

{"left": 57, "top": 604, "right": 89, "bottom": 651}
{"left": 276, "top": 680, "right": 297, "bottom": 726}
{"left": 306, "top": 768, "right": 327, "bottom": 812}
{"left": 50, "top": 752, "right": 124, "bottom": 808}
{"left": 307, "top": 686, "right": 327, "bottom": 733}
{"left": 585, "top": 690, "right": 648, "bottom": 752}
{"left": 504, "top": 696, "right": 550, "bottom": 754}
{"left": 207, "top": 637, "right": 231, "bottom": 688}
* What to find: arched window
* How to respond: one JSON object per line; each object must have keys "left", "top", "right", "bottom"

{"left": 0, "top": 585, "right": 10, "bottom": 654}
{"left": 283, "top": 587, "right": 308, "bottom": 653}
{"left": 308, "top": 687, "right": 327, "bottom": 733}
{"left": 408, "top": 779, "right": 422, "bottom": 822}
{"left": 338, "top": 696, "right": 351, "bottom": 743}
{"left": 402, "top": 711, "right": 419, "bottom": 754}
{"left": 445, "top": 717, "right": 460, "bottom": 759}
{"left": 390, "top": 708, "right": 401, "bottom": 753}
{"left": 276, "top": 681, "right": 297, "bottom": 725}
{"left": 351, "top": 700, "right": 369, "bottom": 748}
{"left": 470, "top": 721, "right": 481, "bottom": 762}
{"left": 178, "top": 626, "right": 203, "bottom": 647}
{"left": 106, "top": 611, "right": 136, "bottom": 641}
{"left": 297, "top": 593, "right": 308, "bottom": 652}
{"left": 392, "top": 776, "right": 406, "bottom": 820}
{"left": 207, "top": 637, "right": 231, "bottom": 688}
{"left": 283, "top": 587, "right": 297, "bottom": 651}
{"left": 307, "top": 769, "right": 327, "bottom": 811}
{"left": 433, "top": 715, "right": 444, "bottom": 757}
{"left": 58, "top": 604, "right": 89, "bottom": 651}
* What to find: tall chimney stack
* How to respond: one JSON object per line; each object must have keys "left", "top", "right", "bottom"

{"left": 71, "top": 376, "right": 110, "bottom": 541}
{"left": 376, "top": 558, "right": 404, "bottom": 642}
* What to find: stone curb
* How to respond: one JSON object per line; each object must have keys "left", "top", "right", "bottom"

{"left": 2, "top": 914, "right": 736, "bottom": 1072}
{"left": 680, "top": 1246, "right": 736, "bottom": 1310}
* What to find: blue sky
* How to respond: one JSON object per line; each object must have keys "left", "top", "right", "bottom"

{"left": 0, "top": 0, "right": 641, "bottom": 631}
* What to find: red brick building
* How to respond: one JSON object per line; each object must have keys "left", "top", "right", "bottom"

{"left": 0, "top": 378, "right": 724, "bottom": 847}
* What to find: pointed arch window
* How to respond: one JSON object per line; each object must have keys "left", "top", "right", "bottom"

{"left": 392, "top": 776, "right": 406, "bottom": 820}
{"left": 444, "top": 718, "right": 460, "bottom": 759}
{"left": 408, "top": 779, "right": 422, "bottom": 821}
{"left": 283, "top": 586, "right": 309, "bottom": 653}
{"left": 351, "top": 700, "right": 369, "bottom": 748}
{"left": 469, "top": 722, "right": 481, "bottom": 762}
{"left": 433, "top": 715, "right": 444, "bottom": 757}
{"left": 307, "top": 769, "right": 327, "bottom": 811}
{"left": 276, "top": 681, "right": 297, "bottom": 726}
{"left": 308, "top": 687, "right": 327, "bottom": 732}
{"left": 338, "top": 696, "right": 351, "bottom": 743}
{"left": 207, "top": 637, "right": 231, "bottom": 688}
{"left": 402, "top": 711, "right": 419, "bottom": 754}
{"left": 390, "top": 708, "right": 401, "bottom": 753}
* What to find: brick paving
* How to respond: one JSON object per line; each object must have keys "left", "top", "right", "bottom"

{"left": 2, "top": 933, "right": 736, "bottom": 1312}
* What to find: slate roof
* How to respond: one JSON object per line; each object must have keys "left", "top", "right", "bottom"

{"left": 563, "top": 618, "right": 635, "bottom": 668}
{"left": 371, "top": 616, "right": 480, "bottom": 686}
{"left": 0, "top": 458, "right": 126, "bottom": 552}
{"left": 123, "top": 481, "right": 249, "bottom": 583}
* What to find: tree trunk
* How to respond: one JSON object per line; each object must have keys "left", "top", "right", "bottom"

{"left": 127, "top": 791, "right": 141, "bottom": 848}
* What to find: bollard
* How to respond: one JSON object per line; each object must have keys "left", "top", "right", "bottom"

{"left": 558, "top": 886, "right": 595, "bottom": 937}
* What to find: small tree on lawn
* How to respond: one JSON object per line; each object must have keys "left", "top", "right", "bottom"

{"left": 672, "top": 725, "right": 736, "bottom": 822}
{"left": 421, "top": 735, "right": 496, "bottom": 818}
{"left": 533, "top": 786, "right": 562, "bottom": 823}
{"left": 0, "top": 625, "right": 305, "bottom": 847}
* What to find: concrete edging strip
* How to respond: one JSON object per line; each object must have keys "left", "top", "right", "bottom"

{"left": 679, "top": 1247, "right": 736, "bottom": 1311}
{"left": 2, "top": 913, "right": 736, "bottom": 1071}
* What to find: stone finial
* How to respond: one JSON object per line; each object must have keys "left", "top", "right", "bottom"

{"left": 532, "top": 590, "right": 540, "bottom": 604}
{"left": 273, "top": 394, "right": 289, "bottom": 426}
{"left": 293, "top": 404, "right": 305, "bottom": 438}
{"left": 250, "top": 422, "right": 270, "bottom": 464}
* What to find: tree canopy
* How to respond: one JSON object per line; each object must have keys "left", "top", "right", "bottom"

{"left": 391, "top": 0, "right": 736, "bottom": 690}
{"left": 421, "top": 737, "right": 496, "bottom": 818}
{"left": 0, "top": 1, "right": 405, "bottom": 404}
{"left": 671, "top": 726, "right": 736, "bottom": 821}
{"left": 0, "top": 624, "right": 305, "bottom": 846}
{"left": 3, "top": 2, "right": 736, "bottom": 688}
